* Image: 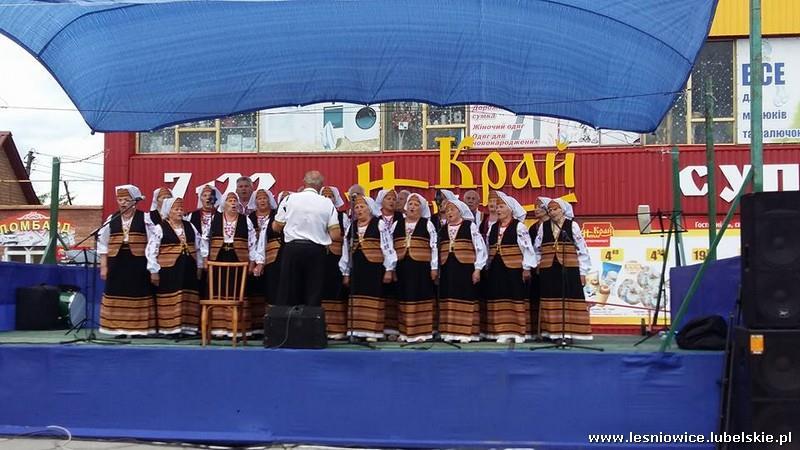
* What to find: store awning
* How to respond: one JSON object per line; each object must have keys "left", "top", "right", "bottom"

{"left": 0, "top": 0, "right": 718, "bottom": 133}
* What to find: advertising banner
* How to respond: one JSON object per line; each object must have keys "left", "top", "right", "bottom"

{"left": 737, "top": 38, "right": 800, "bottom": 144}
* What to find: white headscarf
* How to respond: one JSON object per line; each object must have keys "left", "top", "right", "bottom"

{"left": 375, "top": 189, "right": 397, "bottom": 212}
{"left": 195, "top": 183, "right": 222, "bottom": 210}
{"left": 150, "top": 187, "right": 173, "bottom": 212}
{"left": 355, "top": 194, "right": 381, "bottom": 217}
{"left": 247, "top": 188, "right": 277, "bottom": 212}
{"left": 320, "top": 186, "right": 345, "bottom": 208}
{"left": 439, "top": 189, "right": 457, "bottom": 202}
{"left": 496, "top": 191, "right": 527, "bottom": 222}
{"left": 218, "top": 190, "right": 240, "bottom": 213}
{"left": 404, "top": 193, "right": 431, "bottom": 219}
{"left": 114, "top": 184, "right": 143, "bottom": 201}
{"left": 537, "top": 196, "right": 552, "bottom": 210}
{"left": 447, "top": 199, "right": 474, "bottom": 222}
{"left": 549, "top": 198, "right": 574, "bottom": 220}
{"left": 159, "top": 197, "right": 183, "bottom": 220}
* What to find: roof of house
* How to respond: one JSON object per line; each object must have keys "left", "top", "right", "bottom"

{"left": 0, "top": 132, "right": 41, "bottom": 205}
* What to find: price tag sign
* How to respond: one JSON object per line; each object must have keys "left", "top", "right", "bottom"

{"left": 692, "top": 248, "right": 709, "bottom": 262}
{"left": 646, "top": 248, "right": 665, "bottom": 261}
{"left": 600, "top": 248, "right": 624, "bottom": 262}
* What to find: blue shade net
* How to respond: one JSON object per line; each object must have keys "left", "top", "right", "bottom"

{"left": 0, "top": 0, "right": 718, "bottom": 132}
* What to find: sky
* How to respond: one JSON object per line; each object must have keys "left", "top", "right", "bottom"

{"left": 0, "top": 34, "right": 105, "bottom": 206}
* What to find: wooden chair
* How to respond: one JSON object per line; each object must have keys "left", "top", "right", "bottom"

{"left": 200, "top": 261, "right": 249, "bottom": 347}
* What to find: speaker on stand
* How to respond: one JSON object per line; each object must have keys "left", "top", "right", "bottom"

{"left": 722, "top": 192, "right": 800, "bottom": 449}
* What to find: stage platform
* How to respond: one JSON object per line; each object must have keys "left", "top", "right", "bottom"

{"left": 0, "top": 331, "right": 723, "bottom": 449}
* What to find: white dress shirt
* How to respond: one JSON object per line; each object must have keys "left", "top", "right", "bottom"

{"left": 390, "top": 219, "right": 439, "bottom": 270}
{"left": 97, "top": 213, "right": 152, "bottom": 255}
{"left": 495, "top": 221, "right": 537, "bottom": 270}
{"left": 274, "top": 188, "right": 339, "bottom": 245}
{"left": 533, "top": 220, "right": 592, "bottom": 275}
{"left": 446, "top": 221, "right": 489, "bottom": 271}
{"left": 145, "top": 222, "right": 206, "bottom": 273}
{"left": 338, "top": 219, "right": 397, "bottom": 276}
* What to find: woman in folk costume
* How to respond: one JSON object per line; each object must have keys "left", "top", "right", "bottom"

{"left": 534, "top": 198, "right": 593, "bottom": 341}
{"left": 339, "top": 194, "right": 397, "bottom": 341}
{"left": 527, "top": 196, "right": 551, "bottom": 339}
{"left": 246, "top": 188, "right": 277, "bottom": 335}
{"left": 186, "top": 183, "right": 221, "bottom": 237}
{"left": 375, "top": 188, "right": 403, "bottom": 338}
{"left": 98, "top": 184, "right": 156, "bottom": 337}
{"left": 147, "top": 187, "right": 173, "bottom": 228}
{"left": 391, "top": 193, "right": 438, "bottom": 343}
{"left": 205, "top": 190, "right": 264, "bottom": 338}
{"left": 320, "top": 186, "right": 349, "bottom": 339}
{"left": 186, "top": 183, "right": 221, "bottom": 301}
{"left": 145, "top": 197, "right": 206, "bottom": 336}
{"left": 438, "top": 198, "right": 488, "bottom": 343}
{"left": 485, "top": 191, "right": 536, "bottom": 343}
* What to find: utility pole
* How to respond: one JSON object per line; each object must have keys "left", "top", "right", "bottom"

{"left": 24, "top": 150, "right": 35, "bottom": 175}
{"left": 63, "top": 181, "right": 73, "bottom": 205}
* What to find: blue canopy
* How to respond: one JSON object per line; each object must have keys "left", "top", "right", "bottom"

{"left": 0, "top": 0, "right": 718, "bottom": 133}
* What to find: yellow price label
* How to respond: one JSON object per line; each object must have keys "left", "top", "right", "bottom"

{"left": 600, "top": 248, "right": 624, "bottom": 262}
{"left": 646, "top": 248, "right": 665, "bottom": 261}
{"left": 692, "top": 248, "right": 709, "bottom": 262}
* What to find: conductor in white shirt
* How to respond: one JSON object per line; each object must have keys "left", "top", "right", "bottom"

{"left": 271, "top": 170, "right": 342, "bottom": 306}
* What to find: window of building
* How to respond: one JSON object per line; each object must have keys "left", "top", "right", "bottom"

{"left": 137, "top": 112, "right": 258, "bottom": 153}
{"left": 2, "top": 246, "right": 45, "bottom": 263}
{"left": 644, "top": 40, "right": 736, "bottom": 145}
{"left": 323, "top": 106, "right": 344, "bottom": 129}
{"left": 382, "top": 103, "right": 468, "bottom": 150}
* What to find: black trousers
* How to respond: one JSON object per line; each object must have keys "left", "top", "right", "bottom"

{"left": 276, "top": 240, "right": 327, "bottom": 307}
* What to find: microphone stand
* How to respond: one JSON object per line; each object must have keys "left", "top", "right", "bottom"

{"left": 634, "top": 210, "right": 685, "bottom": 347}
{"left": 61, "top": 199, "right": 144, "bottom": 345}
{"left": 532, "top": 220, "right": 602, "bottom": 352}
{"left": 331, "top": 194, "right": 376, "bottom": 349}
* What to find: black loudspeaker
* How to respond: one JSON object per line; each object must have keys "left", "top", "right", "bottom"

{"left": 730, "top": 327, "right": 800, "bottom": 449}
{"left": 263, "top": 305, "right": 327, "bottom": 349}
{"left": 741, "top": 191, "right": 800, "bottom": 328}
{"left": 15, "top": 285, "right": 61, "bottom": 330}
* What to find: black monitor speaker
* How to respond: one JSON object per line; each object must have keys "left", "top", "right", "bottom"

{"left": 263, "top": 305, "right": 327, "bottom": 349}
{"left": 15, "top": 284, "right": 61, "bottom": 330}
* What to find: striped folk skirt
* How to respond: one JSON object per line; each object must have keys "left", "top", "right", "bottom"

{"left": 395, "top": 258, "right": 435, "bottom": 342}
{"left": 155, "top": 252, "right": 200, "bottom": 335}
{"left": 382, "top": 282, "right": 399, "bottom": 336}
{"left": 539, "top": 260, "right": 592, "bottom": 340}
{"left": 348, "top": 250, "right": 386, "bottom": 339}
{"left": 439, "top": 258, "right": 480, "bottom": 342}
{"left": 321, "top": 251, "right": 347, "bottom": 339}
{"left": 99, "top": 245, "right": 156, "bottom": 336}
{"left": 247, "top": 272, "right": 267, "bottom": 335}
{"left": 484, "top": 256, "right": 529, "bottom": 342}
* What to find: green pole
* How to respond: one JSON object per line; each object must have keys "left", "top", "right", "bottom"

{"left": 749, "top": 0, "right": 763, "bottom": 192}
{"left": 660, "top": 170, "right": 753, "bottom": 352}
{"left": 671, "top": 146, "right": 684, "bottom": 266}
{"left": 41, "top": 157, "right": 61, "bottom": 264}
{"left": 704, "top": 78, "right": 717, "bottom": 261}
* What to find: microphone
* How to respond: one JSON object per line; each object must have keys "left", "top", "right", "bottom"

{"left": 134, "top": 196, "right": 144, "bottom": 202}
